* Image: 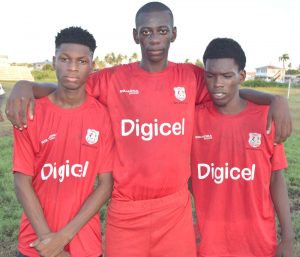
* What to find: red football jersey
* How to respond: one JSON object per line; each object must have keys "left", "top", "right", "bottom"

{"left": 13, "top": 95, "right": 114, "bottom": 257}
{"left": 191, "top": 101, "right": 288, "bottom": 257}
{"left": 87, "top": 62, "right": 209, "bottom": 200}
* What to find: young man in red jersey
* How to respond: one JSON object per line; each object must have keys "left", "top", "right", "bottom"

{"left": 191, "top": 38, "right": 295, "bottom": 257}
{"left": 7, "top": 2, "right": 292, "bottom": 257}
{"left": 13, "top": 27, "right": 114, "bottom": 257}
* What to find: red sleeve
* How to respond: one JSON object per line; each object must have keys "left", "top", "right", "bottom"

{"left": 13, "top": 128, "right": 35, "bottom": 176}
{"left": 96, "top": 108, "right": 115, "bottom": 174}
{"left": 271, "top": 143, "right": 288, "bottom": 172}
{"left": 86, "top": 68, "right": 114, "bottom": 107}
{"left": 193, "top": 65, "right": 211, "bottom": 105}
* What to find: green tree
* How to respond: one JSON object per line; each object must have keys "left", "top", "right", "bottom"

{"left": 94, "top": 56, "right": 106, "bottom": 70}
{"left": 279, "top": 53, "right": 289, "bottom": 70}
{"left": 42, "top": 64, "right": 54, "bottom": 71}
{"left": 129, "top": 52, "right": 139, "bottom": 63}
{"left": 195, "top": 59, "right": 203, "bottom": 67}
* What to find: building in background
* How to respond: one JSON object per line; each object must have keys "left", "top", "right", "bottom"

{"left": 255, "top": 65, "right": 285, "bottom": 82}
{"left": 0, "top": 55, "right": 34, "bottom": 81}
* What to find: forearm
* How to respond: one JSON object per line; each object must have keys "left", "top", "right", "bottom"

{"left": 239, "top": 88, "right": 276, "bottom": 105}
{"left": 270, "top": 171, "right": 294, "bottom": 240}
{"left": 14, "top": 173, "right": 51, "bottom": 238}
{"left": 60, "top": 173, "right": 113, "bottom": 240}
{"left": 14, "top": 80, "right": 57, "bottom": 99}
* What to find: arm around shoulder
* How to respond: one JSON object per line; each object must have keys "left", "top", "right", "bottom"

{"left": 6, "top": 80, "right": 57, "bottom": 129}
{"left": 240, "top": 88, "right": 292, "bottom": 144}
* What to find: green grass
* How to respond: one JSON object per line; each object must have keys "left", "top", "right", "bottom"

{"left": 0, "top": 84, "right": 299, "bottom": 256}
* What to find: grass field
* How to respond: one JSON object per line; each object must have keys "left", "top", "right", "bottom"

{"left": 0, "top": 81, "right": 299, "bottom": 256}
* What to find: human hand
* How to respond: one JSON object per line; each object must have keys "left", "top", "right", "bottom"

{"left": 56, "top": 250, "right": 70, "bottom": 257}
{"left": 30, "top": 232, "right": 70, "bottom": 257}
{"left": 267, "top": 95, "right": 292, "bottom": 144}
{"left": 5, "top": 80, "right": 35, "bottom": 129}
{"left": 276, "top": 238, "right": 295, "bottom": 257}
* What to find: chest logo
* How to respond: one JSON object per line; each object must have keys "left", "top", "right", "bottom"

{"left": 174, "top": 87, "right": 186, "bottom": 101}
{"left": 248, "top": 133, "right": 261, "bottom": 148}
{"left": 86, "top": 129, "right": 100, "bottom": 145}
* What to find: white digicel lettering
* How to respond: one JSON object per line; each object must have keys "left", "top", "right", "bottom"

{"left": 121, "top": 118, "right": 185, "bottom": 141}
{"left": 41, "top": 160, "right": 89, "bottom": 182}
{"left": 197, "top": 163, "right": 255, "bottom": 184}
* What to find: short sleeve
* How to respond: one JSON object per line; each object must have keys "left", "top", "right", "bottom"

{"left": 271, "top": 143, "right": 288, "bottom": 172}
{"left": 13, "top": 128, "right": 35, "bottom": 176}
{"left": 194, "top": 66, "right": 211, "bottom": 105}
{"left": 86, "top": 68, "right": 114, "bottom": 106}
{"left": 96, "top": 110, "right": 115, "bottom": 174}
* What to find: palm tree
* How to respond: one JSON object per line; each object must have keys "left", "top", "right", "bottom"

{"left": 279, "top": 53, "right": 289, "bottom": 70}
{"left": 129, "top": 52, "right": 139, "bottom": 63}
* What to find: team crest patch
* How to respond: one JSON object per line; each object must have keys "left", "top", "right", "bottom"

{"left": 248, "top": 133, "right": 261, "bottom": 148}
{"left": 174, "top": 87, "right": 186, "bottom": 101}
{"left": 86, "top": 129, "right": 99, "bottom": 145}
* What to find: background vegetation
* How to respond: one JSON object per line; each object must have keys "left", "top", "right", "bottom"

{"left": 0, "top": 80, "right": 299, "bottom": 256}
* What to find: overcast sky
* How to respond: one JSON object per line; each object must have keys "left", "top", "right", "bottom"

{"left": 1, "top": 0, "right": 299, "bottom": 71}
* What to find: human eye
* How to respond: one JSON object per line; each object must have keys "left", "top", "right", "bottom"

{"left": 59, "top": 56, "right": 68, "bottom": 63}
{"left": 223, "top": 74, "right": 233, "bottom": 79}
{"left": 141, "top": 29, "right": 151, "bottom": 36}
{"left": 79, "top": 59, "right": 88, "bottom": 64}
{"left": 159, "top": 28, "right": 169, "bottom": 35}
{"left": 205, "top": 73, "right": 214, "bottom": 78}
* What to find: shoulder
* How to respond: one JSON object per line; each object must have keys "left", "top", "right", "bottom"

{"left": 86, "top": 96, "right": 110, "bottom": 116}
{"left": 89, "top": 63, "right": 137, "bottom": 79}
{"left": 247, "top": 101, "right": 270, "bottom": 116}
{"left": 173, "top": 62, "right": 204, "bottom": 71}
{"left": 169, "top": 62, "right": 205, "bottom": 77}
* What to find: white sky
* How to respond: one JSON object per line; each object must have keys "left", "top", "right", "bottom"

{"left": 1, "top": 0, "right": 299, "bottom": 71}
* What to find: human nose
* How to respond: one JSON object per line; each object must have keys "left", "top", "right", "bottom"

{"left": 68, "top": 60, "right": 79, "bottom": 71}
{"left": 149, "top": 32, "right": 160, "bottom": 43}
{"left": 214, "top": 76, "right": 224, "bottom": 88}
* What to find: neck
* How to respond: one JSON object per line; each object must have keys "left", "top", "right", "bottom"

{"left": 139, "top": 58, "right": 168, "bottom": 72}
{"left": 49, "top": 87, "right": 86, "bottom": 108}
{"left": 217, "top": 98, "right": 248, "bottom": 115}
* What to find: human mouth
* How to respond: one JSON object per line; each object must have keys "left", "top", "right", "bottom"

{"left": 212, "top": 92, "right": 226, "bottom": 99}
{"left": 147, "top": 49, "right": 164, "bottom": 55}
{"left": 65, "top": 76, "right": 79, "bottom": 82}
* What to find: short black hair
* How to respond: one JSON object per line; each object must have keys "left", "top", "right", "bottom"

{"left": 135, "top": 2, "right": 174, "bottom": 26}
{"left": 55, "top": 26, "right": 96, "bottom": 54}
{"left": 203, "top": 38, "right": 246, "bottom": 71}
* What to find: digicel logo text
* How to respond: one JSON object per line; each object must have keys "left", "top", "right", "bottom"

{"left": 197, "top": 163, "right": 255, "bottom": 184}
{"left": 121, "top": 118, "right": 185, "bottom": 141}
{"left": 41, "top": 160, "right": 89, "bottom": 182}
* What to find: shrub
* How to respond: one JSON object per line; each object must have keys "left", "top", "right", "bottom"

{"left": 242, "top": 80, "right": 288, "bottom": 88}
{"left": 31, "top": 70, "right": 56, "bottom": 82}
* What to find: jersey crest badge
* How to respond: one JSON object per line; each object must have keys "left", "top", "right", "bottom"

{"left": 174, "top": 87, "right": 186, "bottom": 101}
{"left": 248, "top": 133, "right": 261, "bottom": 148}
{"left": 86, "top": 129, "right": 99, "bottom": 145}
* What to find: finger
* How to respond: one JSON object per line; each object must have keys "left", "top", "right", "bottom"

{"left": 12, "top": 98, "right": 23, "bottom": 129}
{"left": 29, "top": 98, "right": 35, "bottom": 120}
{"left": 274, "top": 125, "right": 282, "bottom": 145}
{"left": 266, "top": 110, "right": 272, "bottom": 135}
{"left": 30, "top": 239, "right": 40, "bottom": 248}
{"left": 20, "top": 96, "right": 29, "bottom": 128}
{"left": 5, "top": 98, "right": 20, "bottom": 128}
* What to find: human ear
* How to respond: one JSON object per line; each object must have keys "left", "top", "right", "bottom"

{"left": 133, "top": 28, "right": 139, "bottom": 44}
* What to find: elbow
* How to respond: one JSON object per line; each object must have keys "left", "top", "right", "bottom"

{"left": 102, "top": 175, "right": 113, "bottom": 201}
{"left": 105, "top": 179, "right": 113, "bottom": 200}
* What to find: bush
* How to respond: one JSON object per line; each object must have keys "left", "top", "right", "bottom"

{"left": 242, "top": 80, "right": 288, "bottom": 88}
{"left": 31, "top": 70, "right": 56, "bottom": 82}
